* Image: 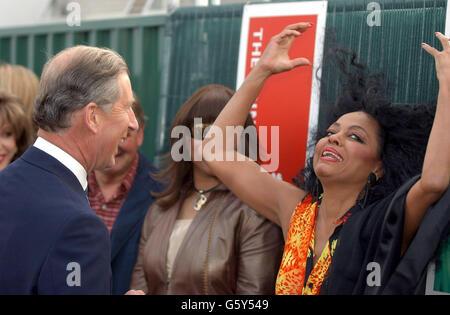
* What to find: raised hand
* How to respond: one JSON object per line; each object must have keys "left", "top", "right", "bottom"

{"left": 402, "top": 31, "right": 450, "bottom": 254}
{"left": 422, "top": 32, "right": 450, "bottom": 83}
{"left": 256, "top": 22, "right": 313, "bottom": 76}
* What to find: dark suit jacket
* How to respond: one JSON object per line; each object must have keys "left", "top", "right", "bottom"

{"left": 0, "top": 146, "right": 111, "bottom": 294}
{"left": 108, "top": 151, "right": 162, "bottom": 295}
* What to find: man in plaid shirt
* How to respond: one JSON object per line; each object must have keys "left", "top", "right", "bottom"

{"left": 88, "top": 94, "right": 163, "bottom": 295}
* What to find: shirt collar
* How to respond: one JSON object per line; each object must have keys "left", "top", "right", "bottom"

{"left": 33, "top": 137, "right": 88, "bottom": 191}
{"left": 122, "top": 154, "right": 139, "bottom": 192}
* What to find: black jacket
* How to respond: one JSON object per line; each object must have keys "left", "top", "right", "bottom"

{"left": 323, "top": 175, "right": 450, "bottom": 294}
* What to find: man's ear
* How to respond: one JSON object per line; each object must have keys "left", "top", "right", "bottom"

{"left": 84, "top": 102, "right": 101, "bottom": 134}
{"left": 136, "top": 124, "right": 145, "bottom": 147}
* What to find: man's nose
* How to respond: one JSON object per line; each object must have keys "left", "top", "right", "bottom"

{"left": 128, "top": 107, "right": 139, "bottom": 131}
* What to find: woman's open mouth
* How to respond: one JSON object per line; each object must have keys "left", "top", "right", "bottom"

{"left": 320, "top": 147, "right": 343, "bottom": 162}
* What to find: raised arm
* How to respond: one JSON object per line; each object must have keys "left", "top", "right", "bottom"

{"left": 198, "top": 23, "right": 312, "bottom": 236}
{"left": 403, "top": 32, "right": 450, "bottom": 252}
{"left": 210, "top": 23, "right": 313, "bottom": 130}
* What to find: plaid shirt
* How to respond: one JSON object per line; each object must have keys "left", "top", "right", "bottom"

{"left": 87, "top": 155, "right": 139, "bottom": 233}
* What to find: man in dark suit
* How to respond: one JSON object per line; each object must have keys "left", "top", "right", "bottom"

{"left": 0, "top": 45, "right": 139, "bottom": 294}
{"left": 87, "top": 95, "right": 163, "bottom": 294}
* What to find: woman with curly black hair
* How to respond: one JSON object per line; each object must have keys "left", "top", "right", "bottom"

{"left": 195, "top": 23, "right": 449, "bottom": 294}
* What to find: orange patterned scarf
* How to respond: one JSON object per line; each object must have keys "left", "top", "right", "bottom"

{"left": 275, "top": 195, "right": 333, "bottom": 295}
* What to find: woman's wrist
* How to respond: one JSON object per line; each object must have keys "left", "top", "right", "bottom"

{"left": 438, "top": 77, "right": 450, "bottom": 89}
{"left": 250, "top": 62, "right": 274, "bottom": 82}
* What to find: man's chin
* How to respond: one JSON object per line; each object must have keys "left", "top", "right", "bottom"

{"left": 100, "top": 157, "right": 124, "bottom": 174}
{"left": 101, "top": 160, "right": 116, "bottom": 171}
{"left": 103, "top": 154, "right": 118, "bottom": 169}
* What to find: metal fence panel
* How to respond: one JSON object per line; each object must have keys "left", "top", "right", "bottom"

{"left": 0, "top": 1, "right": 446, "bottom": 163}
{"left": 157, "top": 0, "right": 446, "bottom": 158}
{"left": 0, "top": 15, "right": 166, "bottom": 161}
{"left": 156, "top": 4, "right": 244, "bottom": 158}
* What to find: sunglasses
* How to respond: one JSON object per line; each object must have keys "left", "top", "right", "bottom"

{"left": 191, "top": 123, "right": 212, "bottom": 140}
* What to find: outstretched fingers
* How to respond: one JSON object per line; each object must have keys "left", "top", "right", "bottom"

{"left": 279, "top": 29, "right": 302, "bottom": 40}
{"left": 422, "top": 42, "right": 438, "bottom": 56}
{"left": 282, "top": 23, "right": 313, "bottom": 68}
{"left": 291, "top": 57, "right": 312, "bottom": 67}
{"left": 435, "top": 32, "right": 450, "bottom": 50}
{"left": 285, "top": 22, "right": 313, "bottom": 33}
{"left": 258, "top": 22, "right": 313, "bottom": 74}
{"left": 422, "top": 32, "right": 450, "bottom": 56}
{"left": 277, "top": 22, "right": 313, "bottom": 40}
{"left": 423, "top": 32, "right": 450, "bottom": 82}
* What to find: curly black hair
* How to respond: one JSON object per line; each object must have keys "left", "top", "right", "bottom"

{"left": 295, "top": 47, "right": 436, "bottom": 206}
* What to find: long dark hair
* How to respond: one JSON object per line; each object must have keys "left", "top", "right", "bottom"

{"left": 152, "top": 84, "right": 256, "bottom": 210}
{"left": 295, "top": 47, "right": 436, "bottom": 205}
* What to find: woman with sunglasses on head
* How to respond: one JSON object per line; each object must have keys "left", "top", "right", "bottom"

{"left": 130, "top": 84, "right": 283, "bottom": 294}
{"left": 196, "top": 23, "right": 449, "bottom": 294}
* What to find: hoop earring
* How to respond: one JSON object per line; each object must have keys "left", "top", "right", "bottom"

{"left": 358, "top": 172, "right": 377, "bottom": 208}
{"left": 368, "top": 172, "right": 377, "bottom": 186}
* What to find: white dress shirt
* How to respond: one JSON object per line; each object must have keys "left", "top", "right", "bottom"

{"left": 33, "top": 137, "right": 88, "bottom": 191}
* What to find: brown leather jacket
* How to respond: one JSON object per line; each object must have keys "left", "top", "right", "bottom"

{"left": 130, "top": 186, "right": 283, "bottom": 294}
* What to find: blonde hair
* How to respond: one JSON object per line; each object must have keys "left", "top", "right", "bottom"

{"left": 0, "top": 63, "right": 39, "bottom": 119}
{"left": 0, "top": 91, "right": 33, "bottom": 161}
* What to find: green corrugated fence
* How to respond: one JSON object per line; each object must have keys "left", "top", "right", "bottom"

{"left": 157, "top": 0, "right": 447, "bottom": 157}
{"left": 0, "top": 15, "right": 166, "bottom": 160}
{"left": 0, "top": 0, "right": 447, "bottom": 163}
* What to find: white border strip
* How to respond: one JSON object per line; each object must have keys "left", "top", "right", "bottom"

{"left": 306, "top": 1, "right": 327, "bottom": 163}
{"left": 445, "top": 0, "right": 450, "bottom": 37}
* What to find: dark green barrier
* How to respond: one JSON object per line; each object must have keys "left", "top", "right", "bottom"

{"left": 0, "top": 1, "right": 447, "bottom": 163}
{"left": 157, "top": 0, "right": 446, "bottom": 159}
{"left": 0, "top": 15, "right": 166, "bottom": 161}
